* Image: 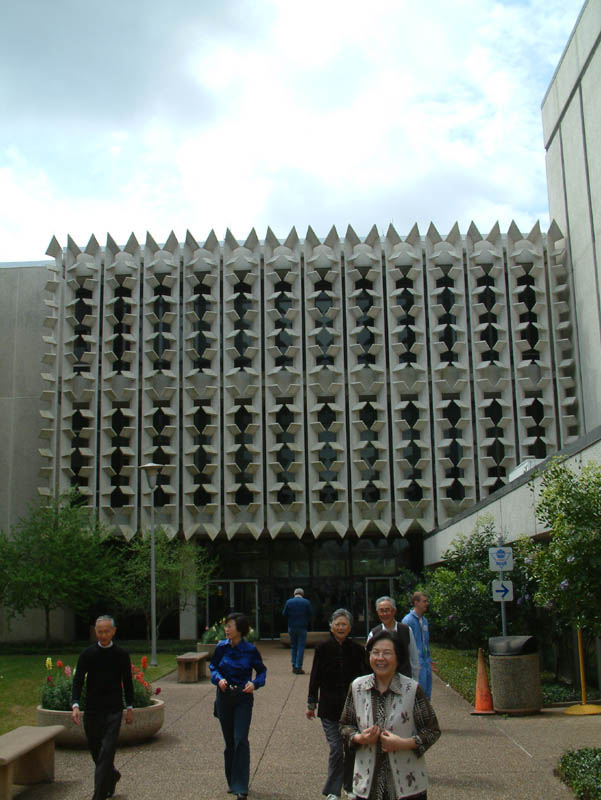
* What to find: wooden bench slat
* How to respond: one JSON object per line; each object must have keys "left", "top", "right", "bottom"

{"left": 0, "top": 725, "right": 64, "bottom": 765}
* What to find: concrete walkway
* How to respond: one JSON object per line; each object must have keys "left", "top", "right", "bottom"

{"left": 14, "top": 641, "right": 601, "bottom": 799}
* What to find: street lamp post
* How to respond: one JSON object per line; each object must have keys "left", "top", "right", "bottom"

{"left": 139, "top": 462, "right": 163, "bottom": 667}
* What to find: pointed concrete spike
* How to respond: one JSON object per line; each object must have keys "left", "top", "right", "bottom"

{"left": 547, "top": 219, "right": 564, "bottom": 242}
{"left": 305, "top": 226, "right": 320, "bottom": 248}
{"left": 67, "top": 235, "right": 81, "bottom": 256}
{"left": 527, "top": 220, "right": 541, "bottom": 243}
{"left": 265, "top": 227, "right": 279, "bottom": 250}
{"left": 245, "top": 228, "right": 259, "bottom": 250}
{"left": 427, "top": 223, "right": 441, "bottom": 244}
{"left": 386, "top": 224, "right": 401, "bottom": 245}
{"left": 185, "top": 229, "right": 198, "bottom": 250}
{"left": 145, "top": 232, "right": 159, "bottom": 252}
{"left": 365, "top": 224, "right": 380, "bottom": 248}
{"left": 165, "top": 231, "right": 179, "bottom": 253}
{"left": 507, "top": 221, "right": 522, "bottom": 242}
{"left": 225, "top": 229, "right": 239, "bottom": 250}
{"left": 86, "top": 234, "right": 100, "bottom": 255}
{"left": 126, "top": 233, "right": 139, "bottom": 255}
{"left": 345, "top": 224, "right": 360, "bottom": 247}
{"left": 487, "top": 222, "right": 500, "bottom": 243}
{"left": 467, "top": 222, "right": 481, "bottom": 241}
{"left": 284, "top": 226, "right": 299, "bottom": 250}
{"left": 447, "top": 222, "right": 461, "bottom": 245}
{"left": 324, "top": 225, "right": 339, "bottom": 248}
{"left": 205, "top": 230, "right": 220, "bottom": 252}
{"left": 46, "top": 236, "right": 62, "bottom": 258}
{"left": 106, "top": 233, "right": 119, "bottom": 255}
{"left": 406, "top": 223, "right": 421, "bottom": 246}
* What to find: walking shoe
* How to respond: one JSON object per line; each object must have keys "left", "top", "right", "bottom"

{"left": 325, "top": 794, "right": 340, "bottom": 800}
{"left": 294, "top": 667, "right": 305, "bottom": 674}
{"left": 107, "top": 770, "right": 121, "bottom": 797}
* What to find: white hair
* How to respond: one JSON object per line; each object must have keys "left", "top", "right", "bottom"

{"left": 95, "top": 615, "right": 116, "bottom": 627}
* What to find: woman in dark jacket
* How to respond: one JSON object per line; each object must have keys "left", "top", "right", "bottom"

{"left": 306, "top": 608, "right": 369, "bottom": 800}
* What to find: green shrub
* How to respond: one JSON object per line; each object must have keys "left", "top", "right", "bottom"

{"left": 557, "top": 749, "right": 601, "bottom": 799}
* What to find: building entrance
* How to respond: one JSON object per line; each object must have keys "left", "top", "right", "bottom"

{"left": 197, "top": 533, "right": 420, "bottom": 640}
{"left": 205, "top": 580, "right": 259, "bottom": 636}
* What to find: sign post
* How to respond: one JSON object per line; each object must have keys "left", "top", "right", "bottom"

{"left": 489, "top": 544, "right": 513, "bottom": 636}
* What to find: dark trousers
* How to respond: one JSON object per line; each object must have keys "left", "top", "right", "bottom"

{"left": 83, "top": 709, "right": 122, "bottom": 800}
{"left": 320, "top": 718, "right": 355, "bottom": 796}
{"left": 289, "top": 627, "right": 308, "bottom": 669}
{"left": 216, "top": 689, "right": 254, "bottom": 795}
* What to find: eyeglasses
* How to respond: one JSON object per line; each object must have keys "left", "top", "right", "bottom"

{"left": 370, "top": 649, "right": 395, "bottom": 658}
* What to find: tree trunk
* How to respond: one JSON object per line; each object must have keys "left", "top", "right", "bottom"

{"left": 45, "top": 607, "right": 51, "bottom": 649}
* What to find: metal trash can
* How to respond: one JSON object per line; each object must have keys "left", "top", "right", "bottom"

{"left": 488, "top": 635, "right": 542, "bottom": 714}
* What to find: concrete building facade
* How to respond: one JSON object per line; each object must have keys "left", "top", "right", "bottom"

{"left": 1, "top": 0, "right": 599, "bottom": 640}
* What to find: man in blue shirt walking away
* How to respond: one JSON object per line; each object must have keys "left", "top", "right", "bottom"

{"left": 282, "top": 587, "right": 312, "bottom": 674}
{"left": 402, "top": 591, "right": 433, "bottom": 699}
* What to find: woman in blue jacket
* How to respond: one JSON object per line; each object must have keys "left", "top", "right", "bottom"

{"left": 210, "top": 612, "right": 267, "bottom": 799}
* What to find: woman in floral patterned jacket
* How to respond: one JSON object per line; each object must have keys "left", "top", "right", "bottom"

{"left": 339, "top": 630, "right": 440, "bottom": 800}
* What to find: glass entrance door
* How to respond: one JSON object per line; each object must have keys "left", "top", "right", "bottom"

{"left": 206, "top": 580, "right": 259, "bottom": 636}
{"left": 364, "top": 577, "right": 401, "bottom": 638}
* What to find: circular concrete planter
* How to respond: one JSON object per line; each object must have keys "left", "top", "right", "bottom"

{"left": 36, "top": 699, "right": 165, "bottom": 748}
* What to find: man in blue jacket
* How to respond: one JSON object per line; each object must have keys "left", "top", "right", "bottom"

{"left": 282, "top": 587, "right": 312, "bottom": 674}
{"left": 402, "top": 591, "right": 433, "bottom": 699}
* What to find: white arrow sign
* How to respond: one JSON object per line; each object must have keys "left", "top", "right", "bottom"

{"left": 492, "top": 579, "right": 513, "bottom": 602}
{"left": 489, "top": 546, "right": 513, "bottom": 572}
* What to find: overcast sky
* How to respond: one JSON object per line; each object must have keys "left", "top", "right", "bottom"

{"left": 0, "top": 0, "right": 584, "bottom": 261}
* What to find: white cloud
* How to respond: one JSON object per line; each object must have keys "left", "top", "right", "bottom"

{"left": 0, "top": 0, "right": 585, "bottom": 260}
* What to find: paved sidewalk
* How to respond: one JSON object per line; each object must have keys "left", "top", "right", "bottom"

{"left": 14, "top": 641, "right": 600, "bottom": 799}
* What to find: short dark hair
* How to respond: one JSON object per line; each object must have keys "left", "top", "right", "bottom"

{"left": 225, "top": 612, "right": 250, "bottom": 637}
{"left": 366, "top": 628, "right": 406, "bottom": 671}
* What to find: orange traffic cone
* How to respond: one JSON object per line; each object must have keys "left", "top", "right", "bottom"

{"left": 471, "top": 647, "right": 495, "bottom": 715}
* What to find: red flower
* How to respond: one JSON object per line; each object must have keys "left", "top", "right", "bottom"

{"left": 46, "top": 675, "right": 54, "bottom": 685}
{"left": 141, "top": 656, "right": 148, "bottom": 669}
{"left": 155, "top": 687, "right": 161, "bottom": 695}
{"left": 57, "top": 660, "right": 63, "bottom": 669}
{"left": 143, "top": 681, "right": 149, "bottom": 689}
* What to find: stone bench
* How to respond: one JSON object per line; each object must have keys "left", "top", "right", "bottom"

{"left": 0, "top": 724, "right": 64, "bottom": 800}
{"left": 176, "top": 651, "right": 209, "bottom": 683}
{"left": 279, "top": 632, "right": 330, "bottom": 648}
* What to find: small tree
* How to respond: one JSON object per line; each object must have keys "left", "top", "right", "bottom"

{"left": 107, "top": 529, "right": 216, "bottom": 640}
{"left": 423, "top": 515, "right": 537, "bottom": 647}
{"left": 424, "top": 516, "right": 499, "bottom": 647}
{"left": 0, "top": 491, "right": 112, "bottom": 646}
{"left": 530, "top": 460, "right": 601, "bottom": 636}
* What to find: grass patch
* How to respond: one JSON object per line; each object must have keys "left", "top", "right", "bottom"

{"left": 430, "top": 645, "right": 480, "bottom": 704}
{"left": 557, "top": 748, "right": 601, "bottom": 799}
{"left": 0, "top": 650, "right": 177, "bottom": 736}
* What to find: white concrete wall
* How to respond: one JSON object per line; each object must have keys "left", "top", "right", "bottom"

{"left": 542, "top": 0, "right": 601, "bottom": 430}
{"left": 0, "top": 605, "right": 75, "bottom": 643}
{"left": 0, "top": 265, "right": 49, "bottom": 531}
{"left": 425, "top": 431, "right": 601, "bottom": 564}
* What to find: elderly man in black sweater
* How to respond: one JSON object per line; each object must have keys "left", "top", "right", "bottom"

{"left": 71, "top": 615, "right": 134, "bottom": 800}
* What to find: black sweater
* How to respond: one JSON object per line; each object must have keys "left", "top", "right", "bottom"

{"left": 307, "top": 635, "right": 369, "bottom": 721}
{"left": 72, "top": 642, "right": 134, "bottom": 713}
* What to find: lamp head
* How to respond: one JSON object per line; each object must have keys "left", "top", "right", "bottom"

{"left": 139, "top": 462, "right": 163, "bottom": 490}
